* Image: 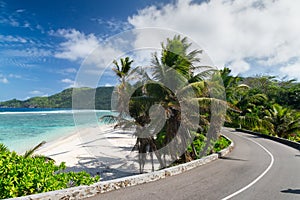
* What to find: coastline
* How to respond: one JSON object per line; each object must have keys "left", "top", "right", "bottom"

{"left": 35, "top": 124, "right": 140, "bottom": 180}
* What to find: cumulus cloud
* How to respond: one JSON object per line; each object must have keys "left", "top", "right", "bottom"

{"left": 228, "top": 59, "right": 251, "bottom": 75}
{"left": 128, "top": 0, "right": 300, "bottom": 77}
{"left": 61, "top": 78, "right": 82, "bottom": 88}
{"left": 53, "top": 28, "right": 123, "bottom": 71}
{"left": 53, "top": 29, "right": 100, "bottom": 61}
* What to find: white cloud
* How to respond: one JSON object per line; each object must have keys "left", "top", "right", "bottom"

{"left": 61, "top": 78, "right": 74, "bottom": 84}
{"left": 61, "top": 78, "right": 81, "bottom": 88}
{"left": 3, "top": 48, "right": 51, "bottom": 57}
{"left": 29, "top": 90, "right": 43, "bottom": 95}
{"left": 53, "top": 28, "right": 123, "bottom": 69}
{"left": 15, "top": 9, "right": 25, "bottom": 13}
{"left": 8, "top": 74, "right": 21, "bottom": 78}
{"left": 228, "top": 59, "right": 250, "bottom": 75}
{"left": 128, "top": 0, "right": 300, "bottom": 77}
{"left": 63, "top": 68, "right": 77, "bottom": 73}
{"left": 57, "top": 67, "right": 77, "bottom": 75}
{"left": 52, "top": 28, "right": 125, "bottom": 88}
{"left": 82, "top": 43, "right": 123, "bottom": 69}
{"left": 0, "top": 35, "right": 27, "bottom": 43}
{"left": 91, "top": 18, "right": 132, "bottom": 32}
{"left": 0, "top": 74, "right": 9, "bottom": 84}
{"left": 53, "top": 29, "right": 100, "bottom": 61}
{"left": 279, "top": 62, "right": 300, "bottom": 80}
{"left": 0, "top": 77, "right": 8, "bottom": 84}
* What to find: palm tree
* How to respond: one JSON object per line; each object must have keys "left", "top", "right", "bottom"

{"left": 104, "top": 36, "right": 226, "bottom": 172}
{"left": 142, "top": 35, "right": 225, "bottom": 165}
{"left": 219, "top": 67, "right": 249, "bottom": 105}
{"left": 112, "top": 57, "right": 134, "bottom": 121}
{"left": 101, "top": 57, "right": 136, "bottom": 125}
{"left": 265, "top": 104, "right": 300, "bottom": 138}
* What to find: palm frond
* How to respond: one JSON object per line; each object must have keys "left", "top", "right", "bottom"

{"left": 23, "top": 141, "right": 46, "bottom": 158}
{"left": 100, "top": 115, "right": 118, "bottom": 123}
{"left": 0, "top": 143, "right": 9, "bottom": 152}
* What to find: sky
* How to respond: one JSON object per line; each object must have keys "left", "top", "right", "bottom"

{"left": 0, "top": 0, "right": 299, "bottom": 101}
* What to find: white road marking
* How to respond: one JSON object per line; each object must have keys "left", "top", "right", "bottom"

{"left": 221, "top": 132, "right": 275, "bottom": 200}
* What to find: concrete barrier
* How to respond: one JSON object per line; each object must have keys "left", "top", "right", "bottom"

{"left": 236, "top": 128, "right": 300, "bottom": 151}
{"left": 7, "top": 135, "right": 234, "bottom": 200}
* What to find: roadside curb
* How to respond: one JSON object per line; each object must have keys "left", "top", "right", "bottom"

{"left": 236, "top": 128, "right": 300, "bottom": 151}
{"left": 8, "top": 135, "right": 234, "bottom": 200}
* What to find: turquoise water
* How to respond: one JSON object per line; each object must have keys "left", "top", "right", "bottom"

{"left": 0, "top": 108, "right": 113, "bottom": 153}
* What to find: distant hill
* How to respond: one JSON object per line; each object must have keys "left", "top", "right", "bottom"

{"left": 0, "top": 87, "right": 114, "bottom": 110}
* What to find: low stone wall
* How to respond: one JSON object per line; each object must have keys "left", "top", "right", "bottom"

{"left": 236, "top": 128, "right": 300, "bottom": 150}
{"left": 8, "top": 135, "right": 234, "bottom": 200}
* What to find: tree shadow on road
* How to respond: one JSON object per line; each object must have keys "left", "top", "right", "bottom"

{"left": 281, "top": 189, "right": 300, "bottom": 194}
{"left": 219, "top": 156, "right": 247, "bottom": 161}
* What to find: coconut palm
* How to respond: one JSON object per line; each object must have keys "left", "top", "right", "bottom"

{"left": 219, "top": 67, "right": 249, "bottom": 105}
{"left": 101, "top": 57, "right": 138, "bottom": 126}
{"left": 265, "top": 104, "right": 300, "bottom": 138}
{"left": 112, "top": 57, "right": 134, "bottom": 120}
{"left": 104, "top": 36, "right": 226, "bottom": 172}
{"left": 140, "top": 35, "right": 226, "bottom": 164}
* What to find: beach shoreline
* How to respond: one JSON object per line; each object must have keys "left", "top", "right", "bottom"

{"left": 35, "top": 124, "right": 143, "bottom": 180}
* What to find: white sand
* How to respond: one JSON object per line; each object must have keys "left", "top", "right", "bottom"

{"left": 35, "top": 124, "right": 159, "bottom": 180}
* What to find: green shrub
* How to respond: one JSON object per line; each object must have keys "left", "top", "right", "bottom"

{"left": 187, "top": 132, "right": 231, "bottom": 158}
{"left": 187, "top": 132, "right": 206, "bottom": 158}
{"left": 213, "top": 136, "right": 231, "bottom": 152}
{"left": 0, "top": 148, "right": 99, "bottom": 199}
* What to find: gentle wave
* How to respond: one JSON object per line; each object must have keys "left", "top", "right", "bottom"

{"left": 0, "top": 109, "right": 112, "bottom": 115}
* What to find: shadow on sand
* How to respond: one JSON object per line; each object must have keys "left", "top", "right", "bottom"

{"left": 64, "top": 155, "right": 139, "bottom": 181}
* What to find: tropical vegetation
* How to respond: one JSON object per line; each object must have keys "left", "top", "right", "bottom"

{"left": 104, "top": 35, "right": 299, "bottom": 173}
{"left": 1, "top": 34, "right": 299, "bottom": 198}
{"left": 102, "top": 35, "right": 228, "bottom": 172}
{"left": 222, "top": 68, "right": 300, "bottom": 142}
{"left": 0, "top": 143, "right": 99, "bottom": 199}
{"left": 0, "top": 87, "right": 114, "bottom": 109}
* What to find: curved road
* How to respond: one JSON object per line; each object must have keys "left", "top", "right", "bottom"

{"left": 86, "top": 128, "right": 300, "bottom": 200}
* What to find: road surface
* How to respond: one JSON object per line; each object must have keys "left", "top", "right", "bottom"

{"left": 86, "top": 128, "right": 300, "bottom": 200}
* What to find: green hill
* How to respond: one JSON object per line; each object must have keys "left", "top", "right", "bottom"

{"left": 0, "top": 87, "right": 114, "bottom": 110}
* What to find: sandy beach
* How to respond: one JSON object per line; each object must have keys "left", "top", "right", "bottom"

{"left": 36, "top": 124, "right": 158, "bottom": 180}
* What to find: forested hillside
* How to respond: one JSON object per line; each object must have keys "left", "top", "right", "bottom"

{"left": 0, "top": 87, "right": 114, "bottom": 110}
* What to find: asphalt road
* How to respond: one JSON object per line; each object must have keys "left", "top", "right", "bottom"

{"left": 86, "top": 128, "right": 300, "bottom": 200}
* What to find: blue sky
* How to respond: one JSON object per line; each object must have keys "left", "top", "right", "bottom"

{"left": 1, "top": 0, "right": 299, "bottom": 101}
{"left": 0, "top": 0, "right": 169, "bottom": 101}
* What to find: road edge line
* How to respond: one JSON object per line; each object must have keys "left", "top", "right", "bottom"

{"left": 221, "top": 132, "right": 274, "bottom": 200}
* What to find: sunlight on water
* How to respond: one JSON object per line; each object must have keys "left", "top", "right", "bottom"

{"left": 0, "top": 108, "right": 113, "bottom": 153}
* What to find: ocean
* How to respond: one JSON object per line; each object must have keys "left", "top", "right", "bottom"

{"left": 0, "top": 108, "right": 114, "bottom": 153}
